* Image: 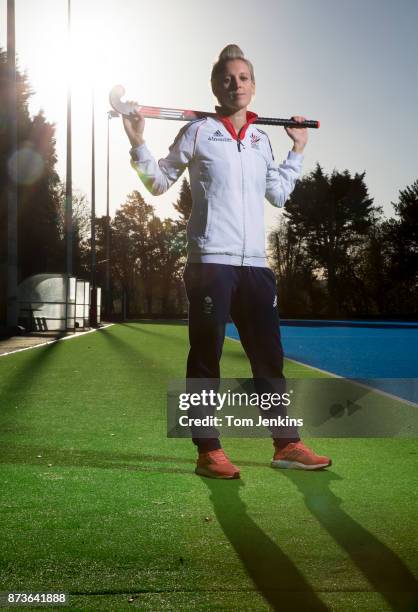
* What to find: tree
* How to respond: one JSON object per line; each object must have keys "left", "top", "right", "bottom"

{"left": 173, "top": 177, "right": 192, "bottom": 228}
{"left": 150, "top": 217, "right": 187, "bottom": 314}
{"left": 383, "top": 180, "right": 418, "bottom": 313}
{"left": 171, "top": 176, "right": 191, "bottom": 271}
{"left": 0, "top": 49, "right": 70, "bottom": 324}
{"left": 284, "top": 164, "right": 377, "bottom": 315}
{"left": 0, "top": 51, "right": 65, "bottom": 275}
{"left": 55, "top": 187, "right": 91, "bottom": 276}
{"left": 111, "top": 191, "right": 155, "bottom": 315}
{"left": 110, "top": 189, "right": 189, "bottom": 316}
{"left": 1, "top": 49, "right": 33, "bottom": 320}
{"left": 391, "top": 180, "right": 418, "bottom": 279}
{"left": 393, "top": 180, "right": 418, "bottom": 233}
{"left": 268, "top": 216, "right": 325, "bottom": 316}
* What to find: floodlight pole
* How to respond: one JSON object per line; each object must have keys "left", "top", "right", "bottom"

{"left": 90, "top": 89, "right": 98, "bottom": 327}
{"left": 7, "top": 0, "right": 18, "bottom": 329}
{"left": 65, "top": 0, "right": 73, "bottom": 331}
{"left": 105, "top": 110, "right": 118, "bottom": 318}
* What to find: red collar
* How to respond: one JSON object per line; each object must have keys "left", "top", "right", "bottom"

{"left": 215, "top": 107, "right": 258, "bottom": 141}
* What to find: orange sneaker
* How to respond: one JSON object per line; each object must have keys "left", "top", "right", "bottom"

{"left": 195, "top": 449, "right": 240, "bottom": 479}
{"left": 271, "top": 441, "right": 332, "bottom": 470}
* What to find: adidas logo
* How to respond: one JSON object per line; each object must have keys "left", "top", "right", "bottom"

{"left": 208, "top": 129, "right": 232, "bottom": 142}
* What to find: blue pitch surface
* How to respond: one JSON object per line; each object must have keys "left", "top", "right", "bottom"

{"left": 226, "top": 320, "right": 418, "bottom": 404}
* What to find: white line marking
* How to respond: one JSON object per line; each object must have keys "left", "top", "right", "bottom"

{"left": 0, "top": 323, "right": 115, "bottom": 358}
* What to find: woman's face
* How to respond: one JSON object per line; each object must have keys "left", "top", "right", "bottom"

{"left": 214, "top": 59, "right": 255, "bottom": 112}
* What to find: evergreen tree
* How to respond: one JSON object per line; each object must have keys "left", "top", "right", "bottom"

{"left": 384, "top": 180, "right": 418, "bottom": 313}
{"left": 268, "top": 217, "right": 324, "bottom": 316}
{"left": 173, "top": 177, "right": 192, "bottom": 228}
{"left": 284, "top": 164, "right": 377, "bottom": 315}
{"left": 17, "top": 111, "right": 63, "bottom": 277}
{"left": 0, "top": 48, "right": 65, "bottom": 324}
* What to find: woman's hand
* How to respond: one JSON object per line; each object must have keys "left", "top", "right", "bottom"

{"left": 122, "top": 106, "right": 145, "bottom": 148}
{"left": 285, "top": 115, "right": 308, "bottom": 154}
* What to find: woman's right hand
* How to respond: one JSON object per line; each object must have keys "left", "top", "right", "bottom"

{"left": 122, "top": 106, "right": 145, "bottom": 147}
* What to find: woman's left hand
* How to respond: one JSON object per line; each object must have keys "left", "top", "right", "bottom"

{"left": 285, "top": 115, "right": 308, "bottom": 154}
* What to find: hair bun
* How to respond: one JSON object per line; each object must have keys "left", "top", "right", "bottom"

{"left": 210, "top": 44, "right": 255, "bottom": 96}
{"left": 218, "top": 44, "right": 245, "bottom": 62}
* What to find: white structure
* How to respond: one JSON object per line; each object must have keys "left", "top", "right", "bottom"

{"left": 17, "top": 273, "right": 100, "bottom": 332}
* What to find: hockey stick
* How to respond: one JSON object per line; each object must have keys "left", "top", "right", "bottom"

{"left": 109, "top": 85, "right": 320, "bottom": 129}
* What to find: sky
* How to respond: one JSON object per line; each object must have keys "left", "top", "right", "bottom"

{"left": 1, "top": 0, "right": 417, "bottom": 233}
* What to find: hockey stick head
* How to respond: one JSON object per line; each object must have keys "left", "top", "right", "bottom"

{"left": 109, "top": 85, "right": 139, "bottom": 117}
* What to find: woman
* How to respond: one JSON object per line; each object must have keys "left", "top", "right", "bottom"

{"left": 123, "top": 44, "right": 331, "bottom": 478}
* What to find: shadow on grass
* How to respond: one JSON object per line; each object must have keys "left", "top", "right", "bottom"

{"left": 200, "top": 477, "right": 329, "bottom": 611}
{"left": 0, "top": 324, "right": 176, "bottom": 431}
{"left": 0, "top": 337, "right": 65, "bottom": 416}
{"left": 98, "top": 323, "right": 182, "bottom": 381}
{"left": 119, "top": 321, "right": 189, "bottom": 348}
{"left": 0, "top": 443, "right": 194, "bottom": 475}
{"left": 121, "top": 320, "right": 187, "bottom": 327}
{"left": 0, "top": 325, "right": 195, "bottom": 474}
{"left": 122, "top": 321, "right": 257, "bottom": 379}
{"left": 278, "top": 469, "right": 418, "bottom": 612}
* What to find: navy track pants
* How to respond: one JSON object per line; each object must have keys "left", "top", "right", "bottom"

{"left": 183, "top": 263, "right": 300, "bottom": 451}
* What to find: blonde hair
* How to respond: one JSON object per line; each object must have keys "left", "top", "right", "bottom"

{"left": 211, "top": 44, "right": 255, "bottom": 96}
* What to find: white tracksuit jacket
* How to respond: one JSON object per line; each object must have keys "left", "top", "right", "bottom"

{"left": 130, "top": 111, "right": 303, "bottom": 267}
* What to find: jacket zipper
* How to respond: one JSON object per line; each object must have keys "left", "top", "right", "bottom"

{"left": 237, "top": 133, "right": 246, "bottom": 265}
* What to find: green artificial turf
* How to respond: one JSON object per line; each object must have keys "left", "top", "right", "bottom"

{"left": 0, "top": 322, "right": 417, "bottom": 611}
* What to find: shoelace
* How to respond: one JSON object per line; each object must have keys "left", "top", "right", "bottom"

{"left": 210, "top": 451, "right": 229, "bottom": 463}
{"left": 282, "top": 444, "right": 312, "bottom": 460}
